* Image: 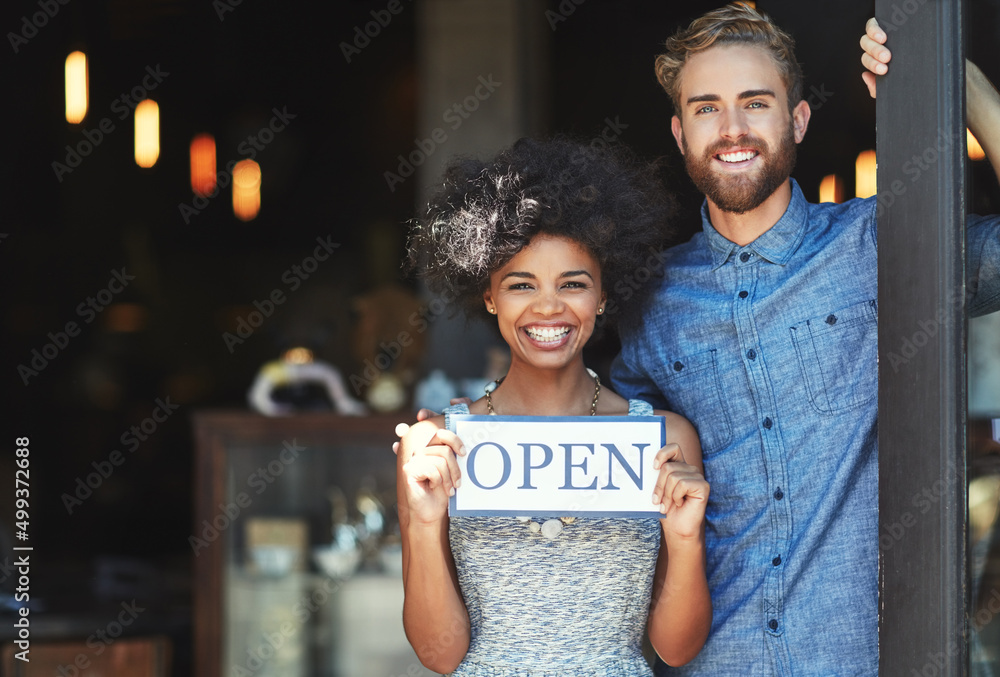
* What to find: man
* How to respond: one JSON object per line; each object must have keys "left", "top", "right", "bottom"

{"left": 611, "top": 5, "right": 1000, "bottom": 675}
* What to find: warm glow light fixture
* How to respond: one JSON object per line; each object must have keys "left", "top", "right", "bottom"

{"left": 283, "top": 347, "right": 314, "bottom": 364}
{"left": 819, "top": 174, "right": 844, "bottom": 204}
{"left": 190, "top": 134, "right": 217, "bottom": 196}
{"left": 65, "top": 51, "right": 88, "bottom": 124}
{"left": 134, "top": 99, "right": 159, "bottom": 168}
{"left": 968, "top": 129, "right": 986, "bottom": 161}
{"left": 104, "top": 303, "right": 149, "bottom": 332}
{"left": 233, "top": 159, "right": 261, "bottom": 221}
{"left": 855, "top": 149, "right": 876, "bottom": 198}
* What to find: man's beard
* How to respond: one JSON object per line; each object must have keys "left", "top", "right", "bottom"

{"left": 683, "top": 125, "right": 797, "bottom": 214}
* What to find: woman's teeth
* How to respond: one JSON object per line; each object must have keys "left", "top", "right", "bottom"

{"left": 525, "top": 326, "right": 570, "bottom": 342}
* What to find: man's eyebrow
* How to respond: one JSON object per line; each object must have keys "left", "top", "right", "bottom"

{"left": 685, "top": 89, "right": 776, "bottom": 106}
{"left": 686, "top": 93, "right": 720, "bottom": 105}
{"left": 738, "top": 88, "right": 776, "bottom": 100}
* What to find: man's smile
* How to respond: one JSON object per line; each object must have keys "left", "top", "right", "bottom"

{"left": 716, "top": 149, "right": 759, "bottom": 164}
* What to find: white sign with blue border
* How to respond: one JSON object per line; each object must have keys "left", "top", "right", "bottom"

{"left": 448, "top": 414, "right": 666, "bottom": 518}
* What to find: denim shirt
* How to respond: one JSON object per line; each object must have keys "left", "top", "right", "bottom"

{"left": 612, "top": 179, "right": 1000, "bottom": 676}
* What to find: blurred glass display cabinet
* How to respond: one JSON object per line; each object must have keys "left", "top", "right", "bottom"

{"left": 192, "top": 411, "right": 435, "bottom": 677}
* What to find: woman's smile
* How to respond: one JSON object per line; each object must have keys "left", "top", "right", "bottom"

{"left": 522, "top": 322, "right": 573, "bottom": 347}
{"left": 484, "top": 234, "right": 605, "bottom": 372}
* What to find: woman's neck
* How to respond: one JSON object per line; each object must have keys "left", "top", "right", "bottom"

{"left": 489, "top": 361, "right": 597, "bottom": 416}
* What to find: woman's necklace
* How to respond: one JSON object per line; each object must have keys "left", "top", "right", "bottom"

{"left": 484, "top": 368, "right": 601, "bottom": 416}
{"left": 482, "top": 368, "right": 601, "bottom": 539}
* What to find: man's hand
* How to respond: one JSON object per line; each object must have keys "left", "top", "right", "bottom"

{"left": 860, "top": 17, "right": 890, "bottom": 99}
{"left": 858, "top": 16, "right": 1000, "bottom": 174}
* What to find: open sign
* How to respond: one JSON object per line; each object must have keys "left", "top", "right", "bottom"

{"left": 448, "top": 414, "right": 665, "bottom": 518}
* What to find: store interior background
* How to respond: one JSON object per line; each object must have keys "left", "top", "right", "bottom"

{"left": 1, "top": 0, "right": 999, "bottom": 673}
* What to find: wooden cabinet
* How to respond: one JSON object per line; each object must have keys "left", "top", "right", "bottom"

{"left": 192, "top": 411, "right": 432, "bottom": 677}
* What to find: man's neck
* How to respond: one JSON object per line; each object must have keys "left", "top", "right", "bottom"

{"left": 706, "top": 179, "right": 794, "bottom": 247}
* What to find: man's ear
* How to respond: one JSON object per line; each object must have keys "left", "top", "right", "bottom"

{"left": 671, "top": 115, "right": 685, "bottom": 155}
{"left": 791, "top": 99, "right": 811, "bottom": 144}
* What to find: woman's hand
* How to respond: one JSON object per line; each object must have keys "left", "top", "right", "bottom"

{"left": 399, "top": 422, "right": 466, "bottom": 525}
{"left": 651, "top": 442, "right": 709, "bottom": 542}
{"left": 392, "top": 397, "right": 473, "bottom": 455}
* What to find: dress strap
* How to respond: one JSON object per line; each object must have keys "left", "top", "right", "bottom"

{"left": 443, "top": 402, "right": 471, "bottom": 431}
{"left": 627, "top": 399, "right": 655, "bottom": 416}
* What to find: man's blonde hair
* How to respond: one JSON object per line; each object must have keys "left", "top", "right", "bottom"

{"left": 655, "top": 3, "right": 803, "bottom": 116}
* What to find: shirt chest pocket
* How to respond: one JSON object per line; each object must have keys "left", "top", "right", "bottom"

{"left": 789, "top": 299, "right": 878, "bottom": 414}
{"left": 653, "top": 349, "right": 733, "bottom": 456}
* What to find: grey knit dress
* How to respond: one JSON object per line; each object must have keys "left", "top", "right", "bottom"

{"left": 444, "top": 401, "right": 661, "bottom": 676}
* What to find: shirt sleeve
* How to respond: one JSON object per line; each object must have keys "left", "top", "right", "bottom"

{"left": 865, "top": 195, "right": 878, "bottom": 252}
{"left": 610, "top": 348, "right": 669, "bottom": 411}
{"left": 968, "top": 213, "right": 1000, "bottom": 317}
{"left": 868, "top": 198, "right": 998, "bottom": 317}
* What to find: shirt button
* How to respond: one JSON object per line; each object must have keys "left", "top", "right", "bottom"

{"left": 768, "top": 619, "right": 778, "bottom": 631}
{"left": 772, "top": 555, "right": 782, "bottom": 566}
{"left": 739, "top": 252, "right": 751, "bottom": 262}
{"left": 763, "top": 417, "right": 773, "bottom": 429}
{"left": 826, "top": 314, "right": 838, "bottom": 325}
{"left": 673, "top": 361, "right": 684, "bottom": 372}
{"left": 747, "top": 349, "right": 756, "bottom": 360}
{"left": 774, "top": 488, "right": 784, "bottom": 500}
{"left": 738, "top": 290, "right": 748, "bottom": 299}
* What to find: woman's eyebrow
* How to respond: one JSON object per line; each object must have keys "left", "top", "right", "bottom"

{"left": 499, "top": 270, "right": 594, "bottom": 281}
{"left": 500, "top": 271, "right": 536, "bottom": 281}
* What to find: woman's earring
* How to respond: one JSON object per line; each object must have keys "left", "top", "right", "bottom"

{"left": 597, "top": 307, "right": 604, "bottom": 315}
{"left": 488, "top": 307, "right": 496, "bottom": 314}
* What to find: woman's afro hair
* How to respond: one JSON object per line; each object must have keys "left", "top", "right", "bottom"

{"left": 406, "top": 136, "right": 677, "bottom": 321}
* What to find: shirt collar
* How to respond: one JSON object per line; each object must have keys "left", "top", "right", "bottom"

{"left": 701, "top": 178, "right": 809, "bottom": 269}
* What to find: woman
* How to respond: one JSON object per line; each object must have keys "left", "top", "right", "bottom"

{"left": 397, "top": 137, "right": 710, "bottom": 675}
